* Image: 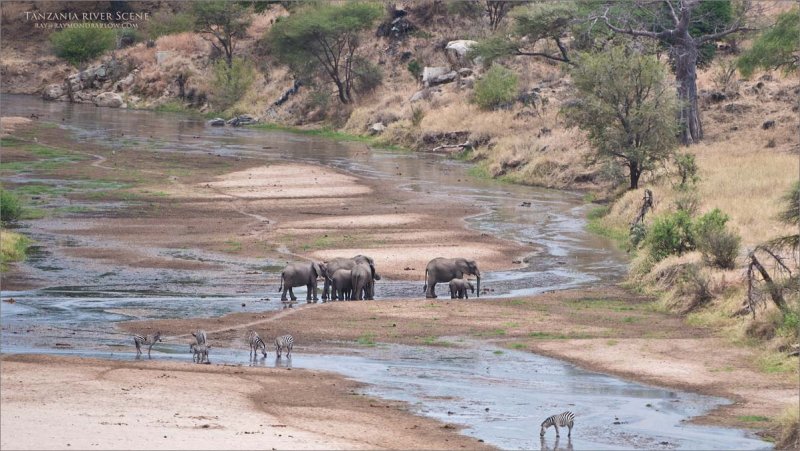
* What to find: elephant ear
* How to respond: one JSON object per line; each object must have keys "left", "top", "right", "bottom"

{"left": 311, "top": 262, "right": 321, "bottom": 278}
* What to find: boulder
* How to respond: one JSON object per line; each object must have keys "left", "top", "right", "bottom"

{"left": 208, "top": 118, "right": 226, "bottom": 127}
{"left": 227, "top": 114, "right": 256, "bottom": 127}
{"left": 42, "top": 83, "right": 64, "bottom": 101}
{"left": 445, "top": 40, "right": 478, "bottom": 67}
{"left": 422, "top": 67, "right": 457, "bottom": 87}
{"left": 410, "top": 88, "right": 434, "bottom": 102}
{"left": 369, "top": 122, "right": 386, "bottom": 135}
{"left": 93, "top": 92, "right": 124, "bottom": 108}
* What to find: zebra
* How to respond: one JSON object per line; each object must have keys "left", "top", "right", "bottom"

{"left": 190, "top": 343, "right": 211, "bottom": 363}
{"left": 540, "top": 411, "right": 575, "bottom": 438}
{"left": 248, "top": 330, "right": 267, "bottom": 358}
{"left": 133, "top": 331, "right": 162, "bottom": 358}
{"left": 191, "top": 330, "right": 207, "bottom": 345}
{"left": 275, "top": 334, "right": 294, "bottom": 358}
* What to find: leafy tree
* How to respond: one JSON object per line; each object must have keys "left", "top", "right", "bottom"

{"left": 193, "top": 0, "right": 252, "bottom": 68}
{"left": 267, "top": 2, "right": 382, "bottom": 104}
{"left": 599, "top": 0, "right": 749, "bottom": 145}
{"left": 49, "top": 26, "right": 116, "bottom": 66}
{"left": 738, "top": 8, "right": 799, "bottom": 78}
{"left": 210, "top": 57, "right": 255, "bottom": 111}
{"left": 563, "top": 46, "right": 678, "bottom": 190}
{"left": 471, "top": 2, "right": 577, "bottom": 66}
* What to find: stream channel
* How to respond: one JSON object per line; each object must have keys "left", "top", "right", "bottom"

{"left": 0, "top": 94, "right": 769, "bottom": 449}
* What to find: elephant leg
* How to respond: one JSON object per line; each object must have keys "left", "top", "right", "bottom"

{"left": 426, "top": 275, "right": 437, "bottom": 298}
{"left": 281, "top": 286, "right": 289, "bottom": 301}
{"left": 322, "top": 278, "right": 330, "bottom": 300}
{"left": 312, "top": 283, "right": 318, "bottom": 302}
{"left": 288, "top": 287, "right": 297, "bottom": 301}
{"left": 306, "top": 284, "right": 313, "bottom": 303}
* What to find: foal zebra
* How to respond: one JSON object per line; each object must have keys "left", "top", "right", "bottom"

{"left": 540, "top": 411, "right": 575, "bottom": 438}
{"left": 275, "top": 334, "right": 294, "bottom": 358}
{"left": 248, "top": 330, "right": 267, "bottom": 358}
{"left": 133, "top": 331, "right": 162, "bottom": 358}
{"left": 190, "top": 343, "right": 211, "bottom": 363}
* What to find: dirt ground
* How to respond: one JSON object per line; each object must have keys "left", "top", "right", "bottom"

{"left": 0, "top": 354, "right": 489, "bottom": 450}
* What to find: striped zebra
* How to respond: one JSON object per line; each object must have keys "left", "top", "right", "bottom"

{"left": 275, "top": 334, "right": 294, "bottom": 358}
{"left": 133, "top": 331, "right": 162, "bottom": 358}
{"left": 191, "top": 330, "right": 207, "bottom": 345}
{"left": 248, "top": 330, "right": 267, "bottom": 358}
{"left": 190, "top": 343, "right": 211, "bottom": 363}
{"left": 540, "top": 411, "right": 575, "bottom": 438}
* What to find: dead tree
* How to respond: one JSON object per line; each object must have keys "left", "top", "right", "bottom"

{"left": 630, "top": 189, "right": 654, "bottom": 229}
{"left": 485, "top": 1, "right": 512, "bottom": 31}
{"left": 744, "top": 247, "right": 792, "bottom": 318}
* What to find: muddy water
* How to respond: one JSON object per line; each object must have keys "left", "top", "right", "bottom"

{"left": 0, "top": 95, "right": 769, "bottom": 449}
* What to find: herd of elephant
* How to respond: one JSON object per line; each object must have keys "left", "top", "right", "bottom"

{"left": 278, "top": 255, "right": 481, "bottom": 302}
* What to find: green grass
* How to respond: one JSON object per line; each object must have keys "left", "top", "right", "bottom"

{"left": 757, "top": 353, "right": 797, "bottom": 374}
{"left": 356, "top": 333, "right": 376, "bottom": 347}
{"left": 622, "top": 316, "right": 638, "bottom": 323}
{"left": 0, "top": 229, "right": 31, "bottom": 270}
{"left": 738, "top": 415, "right": 770, "bottom": 422}
{"left": 420, "top": 336, "right": 454, "bottom": 347}
{"left": 493, "top": 350, "right": 504, "bottom": 355}
{"left": 224, "top": 240, "right": 242, "bottom": 252}
{"left": 586, "top": 218, "right": 630, "bottom": 250}
{"left": 509, "top": 343, "right": 526, "bottom": 349}
{"left": 528, "top": 331, "right": 570, "bottom": 339}
{"left": 587, "top": 205, "right": 610, "bottom": 220}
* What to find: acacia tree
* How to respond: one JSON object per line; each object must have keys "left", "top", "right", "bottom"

{"left": 268, "top": 2, "right": 381, "bottom": 104}
{"left": 485, "top": 1, "right": 512, "bottom": 31}
{"left": 738, "top": 8, "right": 799, "bottom": 77}
{"left": 193, "top": 0, "right": 252, "bottom": 68}
{"left": 599, "top": 0, "right": 750, "bottom": 145}
{"left": 563, "top": 46, "right": 678, "bottom": 190}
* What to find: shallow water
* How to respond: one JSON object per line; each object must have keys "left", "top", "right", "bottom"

{"left": 0, "top": 95, "right": 770, "bottom": 449}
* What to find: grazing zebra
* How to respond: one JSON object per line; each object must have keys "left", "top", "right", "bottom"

{"left": 275, "top": 334, "right": 294, "bottom": 358}
{"left": 540, "top": 411, "right": 575, "bottom": 438}
{"left": 190, "top": 343, "right": 211, "bottom": 363}
{"left": 248, "top": 330, "right": 267, "bottom": 358}
{"left": 133, "top": 331, "right": 162, "bottom": 358}
{"left": 191, "top": 330, "right": 207, "bottom": 345}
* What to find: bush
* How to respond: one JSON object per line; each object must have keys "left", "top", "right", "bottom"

{"left": 49, "top": 26, "right": 116, "bottom": 66}
{"left": 354, "top": 59, "right": 382, "bottom": 93}
{"left": 407, "top": 59, "right": 422, "bottom": 81}
{"left": 674, "top": 152, "right": 699, "bottom": 189}
{"left": 210, "top": 57, "right": 255, "bottom": 111}
{"left": 646, "top": 210, "right": 695, "bottom": 261}
{"left": 694, "top": 209, "right": 740, "bottom": 269}
{"left": 473, "top": 64, "right": 518, "bottom": 110}
{"left": 0, "top": 190, "right": 23, "bottom": 223}
{"left": 148, "top": 11, "right": 196, "bottom": 39}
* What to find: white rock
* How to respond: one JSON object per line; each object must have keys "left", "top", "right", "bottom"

{"left": 93, "top": 92, "right": 124, "bottom": 108}
{"left": 42, "top": 83, "right": 64, "bottom": 101}
{"left": 445, "top": 40, "right": 478, "bottom": 67}
{"left": 369, "top": 122, "right": 386, "bottom": 134}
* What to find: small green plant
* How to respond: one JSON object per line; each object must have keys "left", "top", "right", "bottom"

{"left": 357, "top": 333, "right": 376, "bottom": 346}
{"left": 0, "top": 190, "right": 23, "bottom": 223}
{"left": 646, "top": 210, "right": 695, "bottom": 261}
{"left": 473, "top": 64, "right": 518, "bottom": 110}
{"left": 738, "top": 415, "right": 770, "bottom": 422}
{"left": 0, "top": 229, "right": 31, "bottom": 270}
{"left": 675, "top": 152, "right": 699, "bottom": 189}
{"left": 210, "top": 57, "right": 255, "bottom": 111}
{"left": 49, "top": 26, "right": 116, "bottom": 66}
{"left": 410, "top": 105, "right": 425, "bottom": 127}
{"left": 407, "top": 59, "right": 422, "bottom": 81}
{"left": 694, "top": 209, "right": 740, "bottom": 269}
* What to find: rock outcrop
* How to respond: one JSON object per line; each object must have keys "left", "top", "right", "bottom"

{"left": 93, "top": 92, "right": 124, "bottom": 108}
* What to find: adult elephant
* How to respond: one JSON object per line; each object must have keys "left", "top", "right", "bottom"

{"left": 351, "top": 263, "right": 374, "bottom": 301}
{"left": 322, "top": 255, "right": 380, "bottom": 300}
{"left": 424, "top": 257, "right": 480, "bottom": 299}
{"left": 279, "top": 262, "right": 323, "bottom": 303}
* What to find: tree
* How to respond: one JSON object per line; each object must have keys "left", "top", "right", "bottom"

{"left": 738, "top": 8, "right": 799, "bottom": 78}
{"left": 563, "top": 46, "right": 678, "bottom": 190}
{"left": 193, "top": 0, "right": 252, "bottom": 68}
{"left": 485, "top": 1, "right": 512, "bottom": 31}
{"left": 49, "top": 26, "right": 116, "bottom": 67}
{"left": 267, "top": 2, "right": 382, "bottom": 104}
{"left": 471, "top": 2, "right": 576, "bottom": 66}
{"left": 599, "top": 0, "right": 749, "bottom": 145}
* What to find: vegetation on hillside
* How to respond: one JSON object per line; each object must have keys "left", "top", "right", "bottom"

{"left": 49, "top": 26, "right": 116, "bottom": 66}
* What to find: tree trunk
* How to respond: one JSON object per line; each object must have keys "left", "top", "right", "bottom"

{"left": 673, "top": 36, "right": 703, "bottom": 145}
{"left": 335, "top": 79, "right": 349, "bottom": 104}
{"left": 629, "top": 160, "right": 641, "bottom": 190}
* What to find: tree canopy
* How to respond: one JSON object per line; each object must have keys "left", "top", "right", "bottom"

{"left": 267, "top": 2, "right": 382, "bottom": 104}
{"left": 738, "top": 8, "right": 800, "bottom": 78}
{"left": 193, "top": 0, "right": 252, "bottom": 68}
{"left": 563, "top": 46, "right": 678, "bottom": 190}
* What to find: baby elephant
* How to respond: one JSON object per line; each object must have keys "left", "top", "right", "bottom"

{"left": 449, "top": 278, "right": 475, "bottom": 299}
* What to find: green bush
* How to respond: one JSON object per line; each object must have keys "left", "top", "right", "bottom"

{"left": 354, "top": 59, "right": 382, "bottom": 93}
{"left": 473, "top": 64, "right": 518, "bottom": 110}
{"left": 0, "top": 190, "right": 23, "bottom": 223}
{"left": 675, "top": 152, "right": 699, "bottom": 189}
{"left": 210, "top": 57, "right": 254, "bottom": 111}
{"left": 148, "top": 11, "right": 196, "bottom": 39}
{"left": 694, "top": 209, "right": 740, "bottom": 269}
{"left": 407, "top": 59, "right": 422, "bottom": 81}
{"left": 646, "top": 210, "right": 695, "bottom": 261}
{"left": 49, "top": 26, "right": 116, "bottom": 66}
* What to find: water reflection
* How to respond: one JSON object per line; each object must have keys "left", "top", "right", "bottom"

{"left": 540, "top": 436, "right": 574, "bottom": 451}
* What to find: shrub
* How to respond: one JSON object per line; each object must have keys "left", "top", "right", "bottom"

{"left": 411, "top": 105, "right": 425, "bottom": 127}
{"left": 49, "top": 26, "right": 116, "bottom": 66}
{"left": 674, "top": 152, "right": 699, "bottom": 189}
{"left": 677, "top": 264, "right": 713, "bottom": 313}
{"left": 646, "top": 210, "right": 695, "bottom": 261}
{"left": 210, "top": 57, "right": 255, "bottom": 111}
{"left": 148, "top": 11, "right": 196, "bottom": 39}
{"left": 0, "top": 190, "right": 23, "bottom": 223}
{"left": 407, "top": 59, "right": 422, "bottom": 81}
{"left": 354, "top": 59, "right": 382, "bottom": 94}
{"left": 473, "top": 64, "right": 518, "bottom": 110}
{"left": 694, "top": 209, "right": 740, "bottom": 269}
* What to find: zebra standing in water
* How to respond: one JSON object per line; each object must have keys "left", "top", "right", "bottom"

{"left": 275, "top": 334, "right": 294, "bottom": 358}
{"left": 191, "top": 343, "right": 211, "bottom": 363}
{"left": 133, "top": 331, "right": 162, "bottom": 358}
{"left": 191, "top": 330, "right": 207, "bottom": 345}
{"left": 248, "top": 330, "right": 267, "bottom": 358}
{"left": 540, "top": 411, "right": 575, "bottom": 438}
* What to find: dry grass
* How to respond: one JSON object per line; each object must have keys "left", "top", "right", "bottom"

{"left": 155, "top": 32, "right": 209, "bottom": 55}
